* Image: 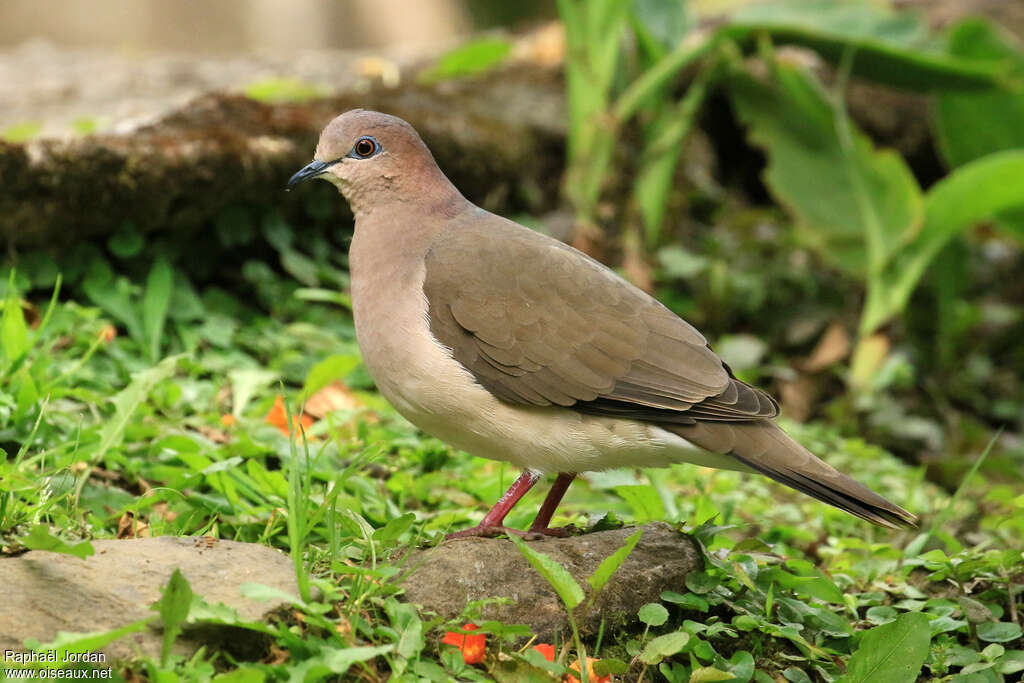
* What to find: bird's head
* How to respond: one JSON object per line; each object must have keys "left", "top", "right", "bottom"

{"left": 288, "top": 109, "right": 452, "bottom": 215}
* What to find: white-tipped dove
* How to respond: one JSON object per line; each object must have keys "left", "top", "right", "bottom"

{"left": 289, "top": 109, "right": 917, "bottom": 537}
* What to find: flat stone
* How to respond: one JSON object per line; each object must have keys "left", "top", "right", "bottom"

{"left": 0, "top": 536, "right": 301, "bottom": 662}
{"left": 399, "top": 522, "right": 701, "bottom": 641}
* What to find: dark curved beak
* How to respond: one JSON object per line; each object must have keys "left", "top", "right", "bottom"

{"left": 287, "top": 159, "right": 335, "bottom": 189}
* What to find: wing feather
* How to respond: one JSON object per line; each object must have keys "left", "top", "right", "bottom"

{"left": 423, "top": 213, "right": 778, "bottom": 423}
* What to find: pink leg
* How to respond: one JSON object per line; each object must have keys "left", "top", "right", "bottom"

{"left": 528, "top": 472, "right": 579, "bottom": 537}
{"left": 445, "top": 470, "right": 541, "bottom": 540}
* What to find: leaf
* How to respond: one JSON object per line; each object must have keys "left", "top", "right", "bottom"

{"left": 142, "top": 257, "right": 173, "bottom": 362}
{"left": 151, "top": 568, "right": 193, "bottom": 665}
{"left": 229, "top": 367, "right": 279, "bottom": 418}
{"left": 108, "top": 228, "right": 144, "bottom": 258}
{"left": 1, "top": 277, "right": 29, "bottom": 369}
{"left": 213, "top": 668, "right": 266, "bottom": 683}
{"left": 639, "top": 630, "right": 689, "bottom": 665}
{"left": 587, "top": 528, "right": 643, "bottom": 595}
{"left": 287, "top": 645, "right": 394, "bottom": 683}
{"left": 639, "top": 602, "right": 670, "bottom": 626}
{"left": 977, "top": 622, "right": 1024, "bottom": 643}
{"left": 372, "top": 513, "right": 416, "bottom": 543}
{"left": 81, "top": 259, "right": 144, "bottom": 344}
{"left": 723, "top": 0, "right": 1007, "bottom": 90}
{"left": 690, "top": 666, "right": 736, "bottom": 682}
{"left": 509, "top": 535, "right": 585, "bottom": 610}
{"left": 243, "top": 78, "right": 326, "bottom": 103}
{"left": 419, "top": 38, "right": 512, "bottom": 83}
{"left": 20, "top": 525, "right": 94, "bottom": 558}
{"left": 863, "top": 150, "right": 1024, "bottom": 333}
{"left": 934, "top": 18, "right": 1024, "bottom": 169}
{"left": 300, "top": 354, "right": 360, "bottom": 403}
{"left": 837, "top": 611, "right": 930, "bottom": 683}
{"left": 22, "top": 618, "right": 153, "bottom": 666}
{"left": 95, "top": 354, "right": 182, "bottom": 463}
{"left": 727, "top": 64, "right": 923, "bottom": 280}
{"left": 614, "top": 484, "right": 666, "bottom": 523}
{"left": 661, "top": 590, "right": 709, "bottom": 612}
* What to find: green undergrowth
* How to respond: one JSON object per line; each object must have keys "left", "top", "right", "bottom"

{"left": 0, "top": 260, "right": 1020, "bottom": 683}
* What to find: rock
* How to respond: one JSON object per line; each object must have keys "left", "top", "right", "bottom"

{"left": 0, "top": 536, "right": 302, "bottom": 662}
{"left": 399, "top": 523, "right": 701, "bottom": 641}
{"left": 0, "top": 35, "right": 566, "bottom": 248}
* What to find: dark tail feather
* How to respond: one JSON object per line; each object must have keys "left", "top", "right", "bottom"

{"left": 667, "top": 420, "right": 918, "bottom": 529}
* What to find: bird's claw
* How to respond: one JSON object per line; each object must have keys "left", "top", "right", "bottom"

{"left": 445, "top": 524, "right": 580, "bottom": 541}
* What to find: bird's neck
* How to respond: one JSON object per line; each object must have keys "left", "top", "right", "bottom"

{"left": 344, "top": 164, "right": 464, "bottom": 222}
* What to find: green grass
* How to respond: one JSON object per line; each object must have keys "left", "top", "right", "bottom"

{"left": 0, "top": 263, "right": 1020, "bottom": 682}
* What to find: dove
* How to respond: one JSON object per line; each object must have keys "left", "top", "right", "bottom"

{"left": 288, "top": 109, "right": 916, "bottom": 538}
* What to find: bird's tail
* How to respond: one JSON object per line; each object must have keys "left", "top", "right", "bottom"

{"left": 666, "top": 420, "right": 918, "bottom": 529}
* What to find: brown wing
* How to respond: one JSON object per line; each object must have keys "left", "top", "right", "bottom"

{"left": 422, "top": 212, "right": 778, "bottom": 424}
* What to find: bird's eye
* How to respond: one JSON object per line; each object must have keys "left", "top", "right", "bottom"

{"left": 352, "top": 137, "right": 378, "bottom": 158}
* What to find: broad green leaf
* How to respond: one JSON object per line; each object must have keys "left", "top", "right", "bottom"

{"left": 108, "top": 228, "right": 144, "bottom": 258}
{"left": 143, "top": 257, "right": 173, "bottom": 362}
{"left": 21, "top": 618, "right": 153, "bottom": 668}
{"left": 20, "top": 525, "right": 94, "bottom": 559}
{"left": 418, "top": 38, "right": 512, "bottom": 83}
{"left": 509, "top": 535, "right": 585, "bottom": 610}
{"left": 769, "top": 561, "right": 845, "bottom": 604}
{"left": 587, "top": 528, "right": 643, "bottom": 595}
{"left": 151, "top": 568, "right": 193, "bottom": 665}
{"left": 615, "top": 484, "right": 666, "bottom": 523}
{"left": 724, "top": 0, "right": 1006, "bottom": 90}
{"left": 1, "top": 279, "right": 29, "bottom": 369}
{"left": 863, "top": 150, "right": 1024, "bottom": 333}
{"left": 935, "top": 18, "right": 1024, "bottom": 169}
{"left": 690, "top": 666, "right": 736, "bottom": 682}
{"left": 593, "top": 658, "right": 629, "bottom": 676}
{"left": 95, "top": 354, "right": 182, "bottom": 463}
{"left": 639, "top": 630, "right": 689, "bottom": 665}
{"left": 977, "top": 622, "right": 1023, "bottom": 643}
{"left": 228, "top": 367, "right": 279, "bottom": 418}
{"left": 372, "top": 513, "right": 416, "bottom": 543}
{"left": 81, "top": 259, "right": 144, "bottom": 344}
{"left": 727, "top": 64, "right": 923, "bottom": 280}
{"left": 287, "top": 645, "right": 394, "bottom": 683}
{"left": 837, "top": 611, "right": 930, "bottom": 683}
{"left": 300, "top": 353, "right": 360, "bottom": 402}
{"left": 638, "top": 602, "right": 669, "bottom": 626}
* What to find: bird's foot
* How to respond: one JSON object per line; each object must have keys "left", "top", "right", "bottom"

{"left": 444, "top": 525, "right": 529, "bottom": 540}
{"left": 526, "top": 524, "right": 581, "bottom": 538}
{"left": 445, "top": 524, "right": 580, "bottom": 541}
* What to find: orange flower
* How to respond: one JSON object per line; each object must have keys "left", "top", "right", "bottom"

{"left": 532, "top": 643, "right": 556, "bottom": 662}
{"left": 265, "top": 395, "right": 315, "bottom": 437}
{"left": 220, "top": 414, "right": 236, "bottom": 427}
{"left": 441, "top": 623, "right": 486, "bottom": 665}
{"left": 567, "top": 657, "right": 611, "bottom": 683}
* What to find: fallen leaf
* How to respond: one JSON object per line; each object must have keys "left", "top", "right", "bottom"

{"left": 117, "top": 512, "right": 149, "bottom": 539}
{"left": 798, "top": 321, "right": 851, "bottom": 373}
{"left": 266, "top": 395, "right": 315, "bottom": 437}
{"left": 303, "top": 381, "right": 362, "bottom": 419}
{"left": 779, "top": 374, "right": 824, "bottom": 423}
{"left": 196, "top": 424, "right": 231, "bottom": 444}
